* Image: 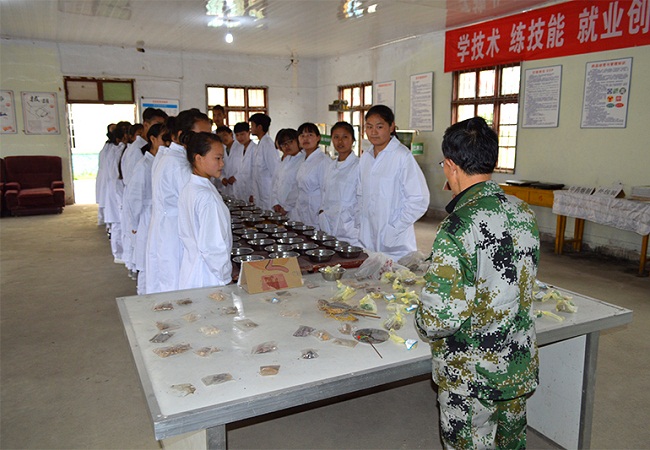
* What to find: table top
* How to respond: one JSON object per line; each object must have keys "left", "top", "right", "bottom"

{"left": 117, "top": 272, "right": 632, "bottom": 440}
{"left": 553, "top": 191, "right": 650, "bottom": 236}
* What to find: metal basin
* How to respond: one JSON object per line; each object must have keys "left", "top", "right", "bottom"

{"left": 335, "top": 245, "right": 363, "bottom": 259}
{"left": 277, "top": 237, "right": 304, "bottom": 245}
{"left": 232, "top": 254, "right": 265, "bottom": 264}
{"left": 268, "top": 251, "right": 300, "bottom": 259}
{"left": 265, "top": 244, "right": 294, "bottom": 253}
{"left": 247, "top": 238, "right": 275, "bottom": 251}
{"left": 305, "top": 248, "right": 335, "bottom": 263}
{"left": 231, "top": 247, "right": 254, "bottom": 257}
{"left": 293, "top": 242, "right": 319, "bottom": 254}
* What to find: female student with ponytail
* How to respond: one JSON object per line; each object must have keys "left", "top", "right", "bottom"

{"left": 177, "top": 132, "right": 232, "bottom": 289}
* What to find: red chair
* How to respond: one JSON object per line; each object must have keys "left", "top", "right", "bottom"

{"left": 4, "top": 156, "right": 65, "bottom": 216}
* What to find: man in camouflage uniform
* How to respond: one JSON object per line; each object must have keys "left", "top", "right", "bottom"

{"left": 415, "top": 117, "right": 540, "bottom": 449}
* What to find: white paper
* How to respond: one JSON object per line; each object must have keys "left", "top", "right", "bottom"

{"left": 374, "top": 81, "right": 395, "bottom": 111}
{"left": 0, "top": 90, "right": 17, "bottom": 134}
{"left": 522, "top": 65, "right": 562, "bottom": 128}
{"left": 581, "top": 58, "right": 632, "bottom": 129}
{"left": 21, "top": 92, "right": 60, "bottom": 135}
{"left": 409, "top": 72, "right": 433, "bottom": 131}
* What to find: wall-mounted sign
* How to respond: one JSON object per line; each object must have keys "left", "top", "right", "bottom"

{"left": 141, "top": 97, "right": 180, "bottom": 117}
{"left": 581, "top": 57, "right": 632, "bottom": 128}
{"left": 0, "top": 90, "right": 17, "bottom": 134}
{"left": 445, "top": 0, "right": 650, "bottom": 72}
{"left": 522, "top": 65, "right": 562, "bottom": 128}
{"left": 21, "top": 92, "right": 60, "bottom": 135}
{"left": 409, "top": 72, "right": 433, "bottom": 132}
{"left": 374, "top": 81, "right": 395, "bottom": 111}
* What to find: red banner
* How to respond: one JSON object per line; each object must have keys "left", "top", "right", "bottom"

{"left": 445, "top": 0, "right": 650, "bottom": 72}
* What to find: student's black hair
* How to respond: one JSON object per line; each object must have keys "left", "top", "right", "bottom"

{"left": 181, "top": 131, "right": 223, "bottom": 167}
{"left": 172, "top": 109, "right": 210, "bottom": 138}
{"left": 142, "top": 107, "right": 167, "bottom": 123}
{"left": 141, "top": 123, "right": 167, "bottom": 154}
{"left": 129, "top": 123, "right": 144, "bottom": 137}
{"left": 275, "top": 128, "right": 299, "bottom": 147}
{"left": 112, "top": 121, "right": 131, "bottom": 144}
{"left": 330, "top": 121, "right": 355, "bottom": 140}
{"left": 249, "top": 113, "right": 271, "bottom": 132}
{"left": 365, "top": 105, "right": 395, "bottom": 124}
{"left": 105, "top": 123, "right": 116, "bottom": 143}
{"left": 215, "top": 125, "right": 233, "bottom": 135}
{"left": 441, "top": 116, "right": 498, "bottom": 175}
{"left": 163, "top": 116, "right": 175, "bottom": 143}
{"left": 233, "top": 122, "right": 250, "bottom": 133}
{"left": 297, "top": 122, "right": 321, "bottom": 137}
{"left": 212, "top": 104, "right": 225, "bottom": 114}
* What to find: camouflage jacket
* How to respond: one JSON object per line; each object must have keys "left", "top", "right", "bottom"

{"left": 415, "top": 180, "right": 540, "bottom": 401}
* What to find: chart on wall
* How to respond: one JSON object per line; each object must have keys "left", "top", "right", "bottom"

{"left": 522, "top": 65, "right": 562, "bottom": 128}
{"left": 21, "top": 92, "right": 60, "bottom": 134}
{"left": 141, "top": 98, "right": 180, "bottom": 117}
{"left": 0, "top": 90, "right": 17, "bottom": 134}
{"left": 581, "top": 57, "right": 632, "bottom": 129}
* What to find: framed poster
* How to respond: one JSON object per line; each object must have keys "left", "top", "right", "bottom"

{"left": 21, "top": 92, "right": 60, "bottom": 134}
{"left": 409, "top": 72, "right": 434, "bottom": 131}
{"left": 522, "top": 65, "right": 562, "bottom": 128}
{"left": 374, "top": 81, "right": 395, "bottom": 111}
{"left": 0, "top": 90, "right": 17, "bottom": 134}
{"left": 581, "top": 57, "right": 632, "bottom": 129}
{"left": 141, "top": 97, "right": 179, "bottom": 117}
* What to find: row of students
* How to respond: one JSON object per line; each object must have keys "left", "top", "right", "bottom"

{"left": 100, "top": 104, "right": 429, "bottom": 294}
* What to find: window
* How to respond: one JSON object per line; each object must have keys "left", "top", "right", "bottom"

{"left": 206, "top": 85, "right": 268, "bottom": 128}
{"left": 451, "top": 64, "right": 520, "bottom": 172}
{"left": 64, "top": 77, "right": 134, "bottom": 104}
{"left": 338, "top": 82, "right": 373, "bottom": 155}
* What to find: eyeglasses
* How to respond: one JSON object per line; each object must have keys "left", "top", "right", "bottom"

{"left": 439, "top": 159, "right": 445, "bottom": 168}
{"left": 279, "top": 139, "right": 295, "bottom": 148}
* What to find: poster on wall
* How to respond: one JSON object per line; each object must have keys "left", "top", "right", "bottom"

{"left": 581, "top": 57, "right": 632, "bottom": 129}
{"left": 141, "top": 97, "right": 180, "bottom": 117}
{"left": 21, "top": 92, "right": 60, "bottom": 135}
{"left": 522, "top": 65, "right": 562, "bottom": 128}
{"left": 0, "top": 90, "right": 17, "bottom": 134}
{"left": 409, "top": 72, "right": 433, "bottom": 131}
{"left": 374, "top": 81, "right": 395, "bottom": 111}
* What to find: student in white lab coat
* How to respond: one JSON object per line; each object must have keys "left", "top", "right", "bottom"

{"left": 96, "top": 123, "right": 116, "bottom": 226}
{"left": 146, "top": 109, "right": 212, "bottom": 294}
{"left": 123, "top": 123, "right": 168, "bottom": 294}
{"left": 318, "top": 121, "right": 361, "bottom": 246}
{"left": 215, "top": 125, "right": 236, "bottom": 196}
{"left": 249, "top": 113, "right": 280, "bottom": 209}
{"left": 103, "top": 121, "right": 131, "bottom": 264}
{"left": 271, "top": 128, "right": 303, "bottom": 217}
{"left": 232, "top": 122, "right": 255, "bottom": 202}
{"left": 294, "top": 122, "right": 330, "bottom": 227}
{"left": 358, "top": 105, "right": 430, "bottom": 260}
{"left": 177, "top": 132, "right": 232, "bottom": 289}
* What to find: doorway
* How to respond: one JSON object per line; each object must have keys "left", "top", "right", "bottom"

{"left": 67, "top": 103, "right": 136, "bottom": 204}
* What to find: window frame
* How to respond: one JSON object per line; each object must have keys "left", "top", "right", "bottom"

{"left": 206, "top": 85, "right": 268, "bottom": 128}
{"left": 451, "top": 63, "right": 520, "bottom": 173}
{"left": 337, "top": 81, "right": 373, "bottom": 156}
{"left": 64, "top": 77, "right": 135, "bottom": 104}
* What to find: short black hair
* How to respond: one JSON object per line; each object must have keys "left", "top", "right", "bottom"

{"left": 441, "top": 117, "right": 498, "bottom": 175}
{"left": 365, "top": 105, "right": 394, "bottom": 124}
{"left": 330, "top": 121, "right": 355, "bottom": 140}
{"left": 234, "top": 122, "right": 250, "bottom": 133}
{"left": 215, "top": 125, "right": 233, "bottom": 135}
{"left": 249, "top": 113, "right": 271, "bottom": 132}
{"left": 275, "top": 128, "right": 298, "bottom": 147}
{"left": 297, "top": 122, "right": 321, "bottom": 137}
{"left": 143, "top": 107, "right": 168, "bottom": 123}
{"left": 181, "top": 131, "right": 223, "bottom": 166}
{"left": 212, "top": 105, "right": 225, "bottom": 114}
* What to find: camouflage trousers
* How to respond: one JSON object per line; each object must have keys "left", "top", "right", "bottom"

{"left": 438, "top": 390, "right": 528, "bottom": 449}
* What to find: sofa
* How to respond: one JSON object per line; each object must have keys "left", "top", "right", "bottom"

{"left": 3, "top": 155, "right": 65, "bottom": 216}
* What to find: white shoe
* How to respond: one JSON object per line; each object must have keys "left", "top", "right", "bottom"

{"left": 114, "top": 258, "right": 125, "bottom": 265}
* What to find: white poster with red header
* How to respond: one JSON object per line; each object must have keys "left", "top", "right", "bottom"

{"left": 581, "top": 57, "right": 632, "bottom": 128}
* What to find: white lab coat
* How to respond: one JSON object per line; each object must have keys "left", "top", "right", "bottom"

{"left": 123, "top": 151, "right": 154, "bottom": 293}
{"left": 294, "top": 150, "right": 330, "bottom": 227}
{"left": 223, "top": 140, "right": 244, "bottom": 198}
{"left": 121, "top": 135, "right": 147, "bottom": 187}
{"left": 233, "top": 141, "right": 255, "bottom": 201}
{"left": 178, "top": 174, "right": 233, "bottom": 289}
{"left": 358, "top": 136, "right": 429, "bottom": 260}
{"left": 96, "top": 141, "right": 111, "bottom": 225}
{"left": 319, "top": 154, "right": 361, "bottom": 246}
{"left": 251, "top": 134, "right": 280, "bottom": 209}
{"left": 120, "top": 136, "right": 147, "bottom": 270}
{"left": 271, "top": 151, "right": 304, "bottom": 217}
{"left": 146, "top": 142, "right": 191, "bottom": 294}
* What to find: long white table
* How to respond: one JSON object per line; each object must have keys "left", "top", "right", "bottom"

{"left": 117, "top": 271, "right": 632, "bottom": 449}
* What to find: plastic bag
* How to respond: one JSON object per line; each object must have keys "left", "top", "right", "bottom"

{"left": 153, "top": 343, "right": 191, "bottom": 358}
{"left": 535, "top": 309, "right": 565, "bottom": 322}
{"left": 234, "top": 318, "right": 259, "bottom": 330}
{"left": 359, "top": 295, "right": 378, "bottom": 314}
{"left": 176, "top": 298, "right": 193, "bottom": 306}
{"left": 194, "top": 346, "right": 220, "bottom": 357}
{"left": 153, "top": 302, "right": 173, "bottom": 312}
{"left": 332, "top": 280, "right": 357, "bottom": 302}
{"left": 260, "top": 365, "right": 280, "bottom": 376}
{"left": 556, "top": 298, "right": 578, "bottom": 313}
{"left": 156, "top": 321, "right": 179, "bottom": 331}
{"left": 251, "top": 341, "right": 278, "bottom": 354}
{"left": 293, "top": 325, "right": 315, "bottom": 337}
{"left": 331, "top": 338, "right": 358, "bottom": 348}
{"left": 397, "top": 251, "right": 429, "bottom": 273}
{"left": 301, "top": 349, "right": 319, "bottom": 359}
{"left": 183, "top": 312, "right": 201, "bottom": 322}
{"left": 338, "top": 323, "right": 354, "bottom": 335}
{"left": 199, "top": 325, "right": 221, "bottom": 336}
{"left": 202, "top": 373, "right": 233, "bottom": 386}
{"left": 311, "top": 329, "right": 332, "bottom": 341}
{"left": 171, "top": 383, "right": 196, "bottom": 396}
{"left": 355, "top": 251, "right": 395, "bottom": 280}
{"left": 150, "top": 331, "right": 174, "bottom": 343}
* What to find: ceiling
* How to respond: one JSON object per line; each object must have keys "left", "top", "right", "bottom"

{"left": 0, "top": 0, "right": 557, "bottom": 59}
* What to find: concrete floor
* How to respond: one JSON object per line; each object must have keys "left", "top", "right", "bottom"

{"left": 1, "top": 204, "right": 648, "bottom": 449}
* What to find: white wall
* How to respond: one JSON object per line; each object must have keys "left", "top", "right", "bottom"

{"left": 317, "top": 33, "right": 649, "bottom": 258}
{"left": 0, "top": 39, "right": 319, "bottom": 203}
